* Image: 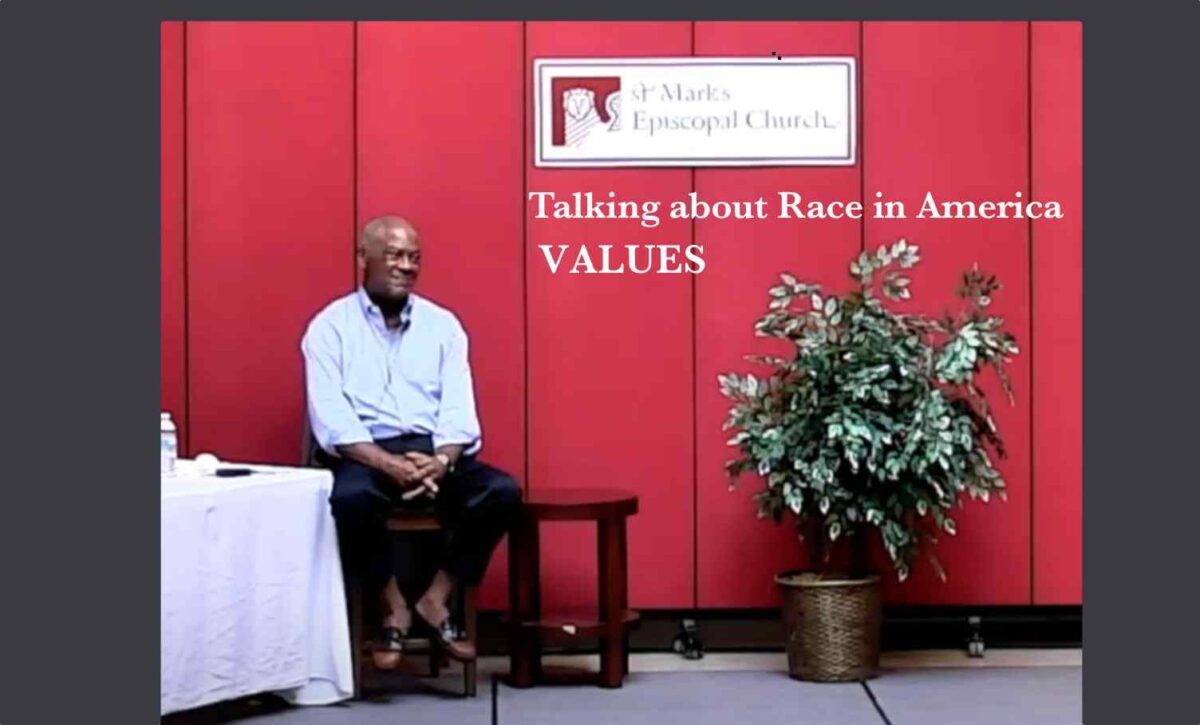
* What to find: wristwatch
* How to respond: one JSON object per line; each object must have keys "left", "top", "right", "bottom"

{"left": 435, "top": 452, "right": 454, "bottom": 474}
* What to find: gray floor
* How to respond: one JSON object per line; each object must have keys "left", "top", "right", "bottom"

{"left": 498, "top": 671, "right": 882, "bottom": 725}
{"left": 868, "top": 666, "right": 1082, "bottom": 725}
{"left": 165, "top": 666, "right": 1083, "bottom": 724}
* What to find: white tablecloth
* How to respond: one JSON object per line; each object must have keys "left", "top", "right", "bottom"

{"left": 161, "top": 460, "right": 353, "bottom": 715}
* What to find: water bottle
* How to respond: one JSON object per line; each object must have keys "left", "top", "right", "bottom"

{"left": 161, "top": 412, "right": 178, "bottom": 476}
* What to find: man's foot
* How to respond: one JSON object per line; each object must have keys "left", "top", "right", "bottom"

{"left": 372, "top": 606, "right": 412, "bottom": 670}
{"left": 414, "top": 596, "right": 450, "bottom": 631}
{"left": 415, "top": 596, "right": 476, "bottom": 662}
{"left": 372, "top": 626, "right": 406, "bottom": 670}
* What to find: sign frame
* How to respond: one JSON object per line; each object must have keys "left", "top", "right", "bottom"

{"left": 533, "top": 56, "right": 858, "bottom": 168}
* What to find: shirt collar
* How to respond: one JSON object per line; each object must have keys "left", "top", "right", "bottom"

{"left": 357, "top": 287, "right": 414, "bottom": 332}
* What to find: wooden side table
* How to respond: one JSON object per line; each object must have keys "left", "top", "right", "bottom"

{"left": 506, "top": 488, "right": 639, "bottom": 688}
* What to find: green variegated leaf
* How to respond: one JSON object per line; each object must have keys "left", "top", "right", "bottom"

{"left": 719, "top": 242, "right": 1015, "bottom": 583}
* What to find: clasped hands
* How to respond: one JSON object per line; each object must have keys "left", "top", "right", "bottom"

{"left": 389, "top": 451, "right": 448, "bottom": 501}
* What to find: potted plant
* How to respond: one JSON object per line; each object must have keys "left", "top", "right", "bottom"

{"left": 719, "top": 239, "right": 1018, "bottom": 682}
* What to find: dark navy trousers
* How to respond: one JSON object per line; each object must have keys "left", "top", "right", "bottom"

{"left": 320, "top": 434, "right": 521, "bottom": 597}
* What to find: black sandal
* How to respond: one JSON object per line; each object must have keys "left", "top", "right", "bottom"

{"left": 372, "top": 626, "right": 407, "bottom": 669}
{"left": 429, "top": 618, "right": 477, "bottom": 663}
{"left": 379, "top": 626, "right": 407, "bottom": 651}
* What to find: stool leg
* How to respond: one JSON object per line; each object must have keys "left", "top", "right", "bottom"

{"left": 348, "top": 576, "right": 365, "bottom": 699}
{"left": 597, "top": 517, "right": 626, "bottom": 688}
{"left": 619, "top": 521, "right": 630, "bottom": 676}
{"left": 429, "top": 586, "right": 441, "bottom": 678}
{"left": 508, "top": 512, "right": 540, "bottom": 687}
{"left": 464, "top": 586, "right": 478, "bottom": 697}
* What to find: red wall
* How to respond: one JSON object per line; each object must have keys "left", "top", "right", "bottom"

{"left": 161, "top": 22, "right": 186, "bottom": 452}
{"left": 864, "top": 22, "right": 1033, "bottom": 605}
{"left": 525, "top": 22, "right": 697, "bottom": 613}
{"left": 694, "top": 21, "right": 863, "bottom": 608}
{"left": 356, "top": 21, "right": 525, "bottom": 609}
{"left": 185, "top": 22, "right": 355, "bottom": 465}
{"left": 161, "top": 21, "right": 1082, "bottom": 609}
{"left": 1031, "top": 22, "right": 1083, "bottom": 604}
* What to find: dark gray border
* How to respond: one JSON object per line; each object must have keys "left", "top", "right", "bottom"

{"left": 1, "top": 4, "right": 1198, "bottom": 725}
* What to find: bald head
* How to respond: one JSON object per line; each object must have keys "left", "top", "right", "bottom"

{"left": 357, "top": 215, "right": 422, "bottom": 302}
{"left": 359, "top": 215, "right": 418, "bottom": 253}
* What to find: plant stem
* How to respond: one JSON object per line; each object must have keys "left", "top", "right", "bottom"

{"left": 851, "top": 529, "right": 870, "bottom": 578}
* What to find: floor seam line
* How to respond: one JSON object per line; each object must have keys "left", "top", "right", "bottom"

{"left": 491, "top": 672, "right": 500, "bottom": 725}
{"left": 861, "top": 680, "right": 894, "bottom": 725}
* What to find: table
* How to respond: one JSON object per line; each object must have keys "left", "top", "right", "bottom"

{"left": 506, "top": 488, "right": 639, "bottom": 688}
{"left": 161, "top": 460, "right": 353, "bottom": 715}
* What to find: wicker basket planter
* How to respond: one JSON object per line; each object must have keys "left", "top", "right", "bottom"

{"left": 776, "top": 570, "right": 882, "bottom": 682}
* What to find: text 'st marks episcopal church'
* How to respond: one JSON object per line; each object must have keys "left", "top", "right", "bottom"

{"left": 551, "top": 77, "right": 622, "bottom": 147}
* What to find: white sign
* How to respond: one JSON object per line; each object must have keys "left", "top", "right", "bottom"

{"left": 534, "top": 57, "right": 856, "bottom": 168}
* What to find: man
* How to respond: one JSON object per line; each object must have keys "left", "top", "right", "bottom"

{"left": 301, "top": 215, "right": 520, "bottom": 669}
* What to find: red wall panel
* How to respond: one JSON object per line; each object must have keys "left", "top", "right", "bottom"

{"left": 864, "top": 22, "right": 1031, "bottom": 604}
{"left": 357, "top": 21, "right": 525, "bottom": 609}
{"left": 694, "top": 22, "right": 863, "bottom": 608}
{"left": 526, "top": 22, "right": 696, "bottom": 610}
{"left": 161, "top": 21, "right": 187, "bottom": 453}
{"left": 166, "top": 21, "right": 1081, "bottom": 609}
{"left": 187, "top": 22, "right": 355, "bottom": 464}
{"left": 1032, "top": 22, "right": 1082, "bottom": 605}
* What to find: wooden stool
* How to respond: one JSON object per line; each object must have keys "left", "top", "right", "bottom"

{"left": 345, "top": 509, "right": 478, "bottom": 698}
{"left": 299, "top": 420, "right": 477, "bottom": 696}
{"left": 505, "top": 488, "right": 639, "bottom": 688}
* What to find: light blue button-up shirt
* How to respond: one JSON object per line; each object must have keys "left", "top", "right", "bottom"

{"left": 301, "top": 287, "right": 482, "bottom": 456}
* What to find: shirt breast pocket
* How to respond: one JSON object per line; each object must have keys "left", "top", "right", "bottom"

{"left": 403, "top": 348, "right": 442, "bottom": 397}
{"left": 342, "top": 359, "right": 385, "bottom": 410}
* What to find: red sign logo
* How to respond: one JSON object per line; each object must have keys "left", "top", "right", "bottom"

{"left": 551, "top": 76, "right": 622, "bottom": 147}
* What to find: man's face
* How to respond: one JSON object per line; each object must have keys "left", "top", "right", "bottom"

{"left": 360, "top": 225, "right": 421, "bottom": 300}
